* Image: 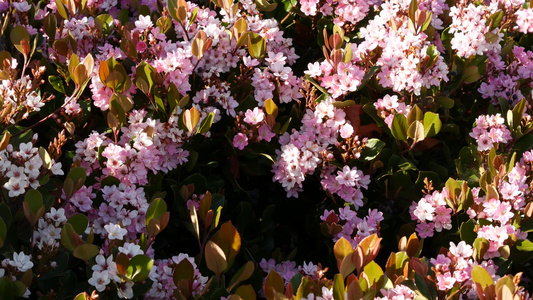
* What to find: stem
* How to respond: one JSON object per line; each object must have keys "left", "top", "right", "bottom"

{"left": 12, "top": 88, "right": 80, "bottom": 139}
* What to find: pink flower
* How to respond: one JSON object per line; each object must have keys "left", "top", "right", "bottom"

{"left": 339, "top": 123, "right": 353, "bottom": 139}
{"left": 449, "top": 241, "right": 473, "bottom": 258}
{"left": 437, "top": 272, "right": 456, "bottom": 291}
{"left": 233, "top": 133, "right": 248, "bottom": 150}
{"left": 416, "top": 222, "right": 435, "bottom": 238}
{"left": 136, "top": 41, "right": 147, "bottom": 53}
{"left": 336, "top": 166, "right": 357, "bottom": 187}
{"left": 243, "top": 107, "right": 265, "bottom": 125}
{"left": 135, "top": 15, "right": 153, "bottom": 30}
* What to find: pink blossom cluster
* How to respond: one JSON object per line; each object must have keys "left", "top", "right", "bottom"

{"left": 1, "top": 70, "right": 47, "bottom": 120}
{"left": 74, "top": 109, "right": 189, "bottom": 186}
{"left": 251, "top": 51, "right": 303, "bottom": 105}
{"left": 464, "top": 165, "right": 529, "bottom": 259}
{"left": 320, "top": 165, "right": 370, "bottom": 209}
{"left": 232, "top": 107, "right": 276, "bottom": 150}
{"left": 260, "top": 258, "right": 319, "bottom": 283}
{"left": 376, "top": 284, "right": 416, "bottom": 300}
{"left": 430, "top": 241, "right": 500, "bottom": 298}
{"left": 321, "top": 208, "right": 383, "bottom": 248}
{"left": 479, "top": 46, "right": 533, "bottom": 105}
{"left": 357, "top": 0, "right": 449, "bottom": 95}
{"left": 146, "top": 254, "right": 208, "bottom": 299}
{"left": 305, "top": 59, "right": 365, "bottom": 99}
{"left": 193, "top": 82, "right": 239, "bottom": 120}
{"left": 299, "top": 0, "right": 374, "bottom": 26}
{"left": 516, "top": 8, "right": 533, "bottom": 33}
{"left": 469, "top": 114, "right": 512, "bottom": 152}
{"left": 272, "top": 98, "right": 353, "bottom": 197}
{"left": 448, "top": 3, "right": 502, "bottom": 58}
{"left": 410, "top": 188, "right": 453, "bottom": 238}
{"left": 0, "top": 137, "right": 63, "bottom": 198}
{"left": 32, "top": 208, "right": 67, "bottom": 252}
{"left": 66, "top": 183, "right": 149, "bottom": 240}
{"left": 374, "top": 94, "right": 411, "bottom": 128}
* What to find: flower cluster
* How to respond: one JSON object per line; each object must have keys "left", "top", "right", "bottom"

{"left": 272, "top": 98, "right": 351, "bottom": 197}
{"left": 146, "top": 254, "right": 208, "bottom": 299}
{"left": 321, "top": 207, "right": 384, "bottom": 247}
{"left": 479, "top": 46, "right": 533, "bottom": 106}
{"left": 374, "top": 94, "right": 411, "bottom": 128}
{"left": 260, "top": 258, "right": 319, "bottom": 283}
{"left": 357, "top": 0, "right": 449, "bottom": 95}
{"left": 0, "top": 137, "right": 63, "bottom": 198}
{"left": 448, "top": 3, "right": 502, "bottom": 58}
{"left": 410, "top": 188, "right": 453, "bottom": 238}
{"left": 469, "top": 114, "right": 512, "bottom": 152}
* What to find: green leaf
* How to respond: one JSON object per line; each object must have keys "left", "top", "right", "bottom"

{"left": 135, "top": 62, "right": 155, "bottom": 95}
{"left": 333, "top": 274, "right": 345, "bottom": 300}
{"left": 0, "top": 276, "right": 14, "bottom": 300}
{"left": 0, "top": 217, "right": 6, "bottom": 248}
{"left": 95, "top": 14, "right": 114, "bottom": 36}
{"left": 512, "top": 98, "right": 527, "bottom": 134}
{"left": 391, "top": 114, "right": 408, "bottom": 141}
{"left": 363, "top": 261, "right": 384, "bottom": 289}
{"left": 516, "top": 240, "right": 533, "bottom": 251}
{"left": 228, "top": 261, "right": 255, "bottom": 292}
{"left": 471, "top": 265, "right": 494, "bottom": 289}
{"left": 67, "top": 214, "right": 89, "bottom": 235}
{"left": 49, "top": 75, "right": 66, "bottom": 94}
{"left": 460, "top": 219, "right": 476, "bottom": 244}
{"left": 422, "top": 112, "right": 441, "bottom": 137}
{"left": 10, "top": 25, "right": 30, "bottom": 56}
{"left": 24, "top": 189, "right": 43, "bottom": 215}
{"left": 145, "top": 198, "right": 167, "bottom": 228}
{"left": 361, "top": 138, "right": 385, "bottom": 161}
{"left": 248, "top": 32, "right": 266, "bottom": 59}
{"left": 66, "top": 167, "right": 87, "bottom": 194}
{"left": 462, "top": 66, "right": 481, "bottom": 83}
{"left": 61, "top": 223, "right": 79, "bottom": 251}
{"left": 127, "top": 255, "right": 154, "bottom": 282}
{"left": 73, "top": 244, "right": 99, "bottom": 261}
{"left": 486, "top": 10, "right": 504, "bottom": 31}
{"left": 437, "top": 97, "right": 454, "bottom": 109}
{"left": 54, "top": 0, "right": 68, "bottom": 19}
{"left": 197, "top": 112, "right": 215, "bottom": 134}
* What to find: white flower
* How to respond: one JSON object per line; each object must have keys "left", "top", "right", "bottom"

{"left": 300, "top": 261, "right": 317, "bottom": 276}
{"left": 88, "top": 271, "right": 110, "bottom": 292}
{"left": 135, "top": 15, "right": 153, "bottom": 30}
{"left": 9, "top": 252, "right": 33, "bottom": 272}
{"left": 46, "top": 207, "right": 67, "bottom": 224}
{"left": 118, "top": 281, "right": 134, "bottom": 299}
{"left": 12, "top": 1, "right": 32, "bottom": 12}
{"left": 449, "top": 241, "right": 473, "bottom": 258}
{"left": 118, "top": 243, "right": 144, "bottom": 258}
{"left": 104, "top": 223, "right": 127, "bottom": 240}
{"left": 51, "top": 161, "right": 64, "bottom": 175}
{"left": 4, "top": 177, "right": 27, "bottom": 198}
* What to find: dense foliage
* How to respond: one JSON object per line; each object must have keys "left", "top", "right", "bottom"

{"left": 1, "top": 0, "right": 533, "bottom": 299}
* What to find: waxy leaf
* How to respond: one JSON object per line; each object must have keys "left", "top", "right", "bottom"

{"left": 423, "top": 112, "right": 441, "bottom": 137}
{"left": 73, "top": 244, "right": 99, "bottom": 261}
{"left": 391, "top": 114, "right": 408, "bottom": 141}
{"left": 10, "top": 26, "right": 30, "bottom": 56}
{"left": 127, "top": 255, "right": 154, "bottom": 282}
{"left": 183, "top": 107, "right": 200, "bottom": 134}
{"left": 205, "top": 240, "right": 227, "bottom": 276}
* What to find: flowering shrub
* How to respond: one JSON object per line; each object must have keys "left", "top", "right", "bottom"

{"left": 1, "top": 0, "right": 533, "bottom": 299}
